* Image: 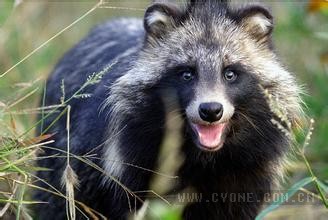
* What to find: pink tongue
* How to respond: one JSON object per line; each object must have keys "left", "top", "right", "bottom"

{"left": 194, "top": 124, "right": 226, "bottom": 148}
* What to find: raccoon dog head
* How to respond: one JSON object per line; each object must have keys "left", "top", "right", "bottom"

{"left": 110, "top": 0, "right": 302, "bottom": 153}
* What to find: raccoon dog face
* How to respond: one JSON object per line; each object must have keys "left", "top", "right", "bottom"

{"left": 111, "top": 1, "right": 302, "bottom": 153}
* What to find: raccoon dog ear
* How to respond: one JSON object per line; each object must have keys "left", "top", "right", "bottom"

{"left": 144, "top": 3, "right": 182, "bottom": 39}
{"left": 236, "top": 5, "right": 273, "bottom": 41}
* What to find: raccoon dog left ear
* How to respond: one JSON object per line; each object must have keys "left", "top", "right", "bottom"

{"left": 144, "top": 3, "right": 182, "bottom": 39}
{"left": 236, "top": 5, "right": 273, "bottom": 41}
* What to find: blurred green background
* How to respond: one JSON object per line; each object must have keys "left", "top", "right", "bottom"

{"left": 0, "top": 0, "right": 327, "bottom": 219}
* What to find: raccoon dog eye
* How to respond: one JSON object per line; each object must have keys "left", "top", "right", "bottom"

{"left": 224, "top": 70, "right": 237, "bottom": 82}
{"left": 181, "top": 71, "right": 195, "bottom": 82}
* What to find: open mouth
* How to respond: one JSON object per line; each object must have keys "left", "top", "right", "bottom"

{"left": 191, "top": 123, "right": 227, "bottom": 151}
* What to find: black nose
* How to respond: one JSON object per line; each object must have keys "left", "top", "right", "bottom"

{"left": 198, "top": 102, "right": 223, "bottom": 123}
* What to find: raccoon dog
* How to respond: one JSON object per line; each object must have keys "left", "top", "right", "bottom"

{"left": 34, "top": 0, "right": 303, "bottom": 219}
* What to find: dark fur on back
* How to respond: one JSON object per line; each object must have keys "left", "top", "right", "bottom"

{"left": 34, "top": 1, "right": 302, "bottom": 219}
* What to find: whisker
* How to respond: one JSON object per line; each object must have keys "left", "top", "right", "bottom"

{"left": 235, "top": 111, "right": 264, "bottom": 137}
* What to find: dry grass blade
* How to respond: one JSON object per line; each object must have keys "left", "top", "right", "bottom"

{"left": 20, "top": 134, "right": 54, "bottom": 146}
{"left": 0, "top": 185, "right": 17, "bottom": 217}
{"left": 0, "top": 0, "right": 104, "bottom": 78}
{"left": 99, "top": 5, "right": 145, "bottom": 11}
{"left": 6, "top": 88, "right": 39, "bottom": 109}
{"left": 60, "top": 105, "right": 79, "bottom": 220}
{"left": 61, "top": 165, "right": 79, "bottom": 220}
{"left": 134, "top": 200, "right": 149, "bottom": 220}
{"left": 13, "top": 175, "right": 106, "bottom": 219}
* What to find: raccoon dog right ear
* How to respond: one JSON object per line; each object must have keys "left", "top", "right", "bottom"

{"left": 144, "top": 3, "right": 183, "bottom": 39}
{"left": 235, "top": 5, "right": 274, "bottom": 42}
